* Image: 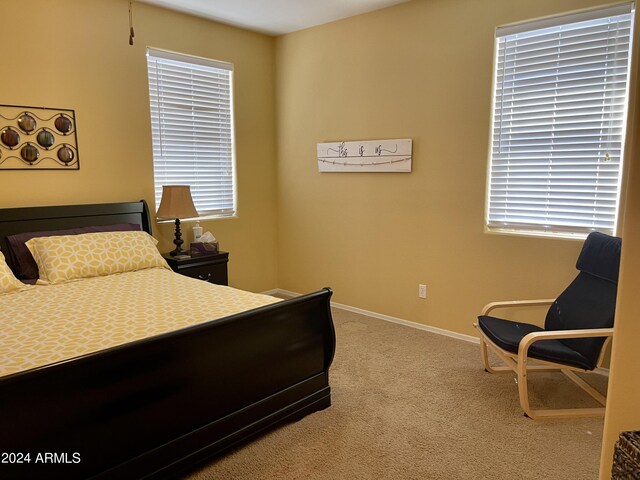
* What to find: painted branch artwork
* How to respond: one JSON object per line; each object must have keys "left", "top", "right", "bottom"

{"left": 0, "top": 104, "right": 79, "bottom": 170}
{"left": 317, "top": 138, "right": 412, "bottom": 172}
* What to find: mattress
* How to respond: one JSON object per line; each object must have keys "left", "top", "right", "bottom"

{"left": 0, "top": 267, "right": 280, "bottom": 378}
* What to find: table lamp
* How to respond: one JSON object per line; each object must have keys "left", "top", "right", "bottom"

{"left": 156, "top": 185, "right": 198, "bottom": 256}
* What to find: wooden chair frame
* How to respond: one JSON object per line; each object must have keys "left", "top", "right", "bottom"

{"left": 474, "top": 299, "right": 613, "bottom": 420}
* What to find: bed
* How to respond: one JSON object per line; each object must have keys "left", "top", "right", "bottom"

{"left": 0, "top": 200, "right": 335, "bottom": 479}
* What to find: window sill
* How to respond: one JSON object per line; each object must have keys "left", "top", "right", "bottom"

{"left": 156, "top": 214, "right": 238, "bottom": 224}
{"left": 484, "top": 227, "right": 588, "bottom": 241}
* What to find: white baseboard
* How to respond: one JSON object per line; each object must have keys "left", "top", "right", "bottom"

{"left": 330, "top": 299, "right": 480, "bottom": 344}
{"left": 261, "top": 289, "right": 282, "bottom": 296}
{"left": 262, "top": 288, "right": 479, "bottom": 345}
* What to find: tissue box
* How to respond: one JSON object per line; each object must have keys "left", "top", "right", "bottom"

{"left": 190, "top": 242, "right": 219, "bottom": 256}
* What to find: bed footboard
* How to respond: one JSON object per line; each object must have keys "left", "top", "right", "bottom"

{"left": 0, "top": 288, "right": 335, "bottom": 480}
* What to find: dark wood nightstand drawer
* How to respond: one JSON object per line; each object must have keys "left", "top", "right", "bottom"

{"left": 162, "top": 252, "right": 229, "bottom": 286}
{"left": 177, "top": 263, "right": 228, "bottom": 284}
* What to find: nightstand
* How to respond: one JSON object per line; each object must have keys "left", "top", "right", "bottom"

{"left": 162, "top": 251, "right": 229, "bottom": 285}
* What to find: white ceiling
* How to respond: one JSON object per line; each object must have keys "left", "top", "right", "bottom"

{"left": 138, "top": 0, "right": 411, "bottom": 35}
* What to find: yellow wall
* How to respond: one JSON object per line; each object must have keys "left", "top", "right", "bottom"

{"left": 0, "top": 0, "right": 279, "bottom": 292}
{"left": 275, "top": 0, "right": 611, "bottom": 336}
{"left": 600, "top": 6, "right": 640, "bottom": 476}
{"left": 4, "top": 0, "right": 619, "bottom": 331}
{"left": 3, "top": 0, "right": 639, "bottom": 474}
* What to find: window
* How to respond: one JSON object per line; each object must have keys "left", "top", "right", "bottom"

{"left": 486, "top": 4, "right": 634, "bottom": 237}
{"left": 146, "top": 48, "right": 236, "bottom": 218}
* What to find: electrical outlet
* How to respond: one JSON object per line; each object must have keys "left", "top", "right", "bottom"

{"left": 418, "top": 284, "right": 427, "bottom": 299}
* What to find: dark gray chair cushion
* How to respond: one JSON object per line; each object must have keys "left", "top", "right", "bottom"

{"left": 477, "top": 315, "right": 593, "bottom": 370}
{"left": 544, "top": 272, "right": 617, "bottom": 365}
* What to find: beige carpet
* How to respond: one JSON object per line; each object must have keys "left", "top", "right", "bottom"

{"left": 187, "top": 307, "right": 607, "bottom": 479}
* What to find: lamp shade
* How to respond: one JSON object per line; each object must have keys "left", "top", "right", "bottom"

{"left": 156, "top": 185, "right": 198, "bottom": 220}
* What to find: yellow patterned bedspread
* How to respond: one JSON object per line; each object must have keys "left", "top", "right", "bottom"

{"left": 0, "top": 267, "right": 281, "bottom": 378}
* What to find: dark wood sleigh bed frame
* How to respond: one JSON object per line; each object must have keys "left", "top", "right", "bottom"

{"left": 0, "top": 201, "right": 335, "bottom": 479}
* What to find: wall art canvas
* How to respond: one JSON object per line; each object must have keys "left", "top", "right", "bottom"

{"left": 0, "top": 104, "right": 79, "bottom": 170}
{"left": 317, "top": 138, "right": 412, "bottom": 172}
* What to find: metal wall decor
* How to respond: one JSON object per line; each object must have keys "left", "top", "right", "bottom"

{"left": 0, "top": 104, "right": 79, "bottom": 170}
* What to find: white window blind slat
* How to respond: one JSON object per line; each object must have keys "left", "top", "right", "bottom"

{"left": 496, "top": 3, "right": 634, "bottom": 36}
{"left": 149, "top": 96, "right": 231, "bottom": 106}
{"left": 147, "top": 48, "right": 236, "bottom": 217}
{"left": 487, "top": 5, "right": 634, "bottom": 236}
{"left": 501, "top": 28, "right": 632, "bottom": 59}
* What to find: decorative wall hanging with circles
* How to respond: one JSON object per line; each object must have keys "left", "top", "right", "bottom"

{"left": 0, "top": 104, "right": 79, "bottom": 170}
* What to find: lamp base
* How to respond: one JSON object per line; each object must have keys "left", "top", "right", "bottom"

{"left": 169, "top": 218, "right": 187, "bottom": 256}
{"left": 169, "top": 246, "right": 188, "bottom": 257}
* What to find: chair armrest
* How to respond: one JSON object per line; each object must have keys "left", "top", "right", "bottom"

{"left": 517, "top": 328, "right": 614, "bottom": 363}
{"left": 481, "top": 299, "right": 555, "bottom": 316}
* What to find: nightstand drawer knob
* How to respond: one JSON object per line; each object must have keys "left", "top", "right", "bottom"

{"left": 198, "top": 273, "right": 213, "bottom": 281}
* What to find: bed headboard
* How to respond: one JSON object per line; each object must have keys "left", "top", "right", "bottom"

{"left": 0, "top": 200, "right": 152, "bottom": 272}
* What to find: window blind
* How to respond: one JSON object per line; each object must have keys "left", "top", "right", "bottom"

{"left": 147, "top": 48, "right": 236, "bottom": 217}
{"left": 487, "top": 4, "right": 634, "bottom": 236}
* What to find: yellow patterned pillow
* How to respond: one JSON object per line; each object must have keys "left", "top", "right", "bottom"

{"left": 0, "top": 250, "right": 29, "bottom": 293}
{"left": 26, "top": 231, "right": 170, "bottom": 284}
